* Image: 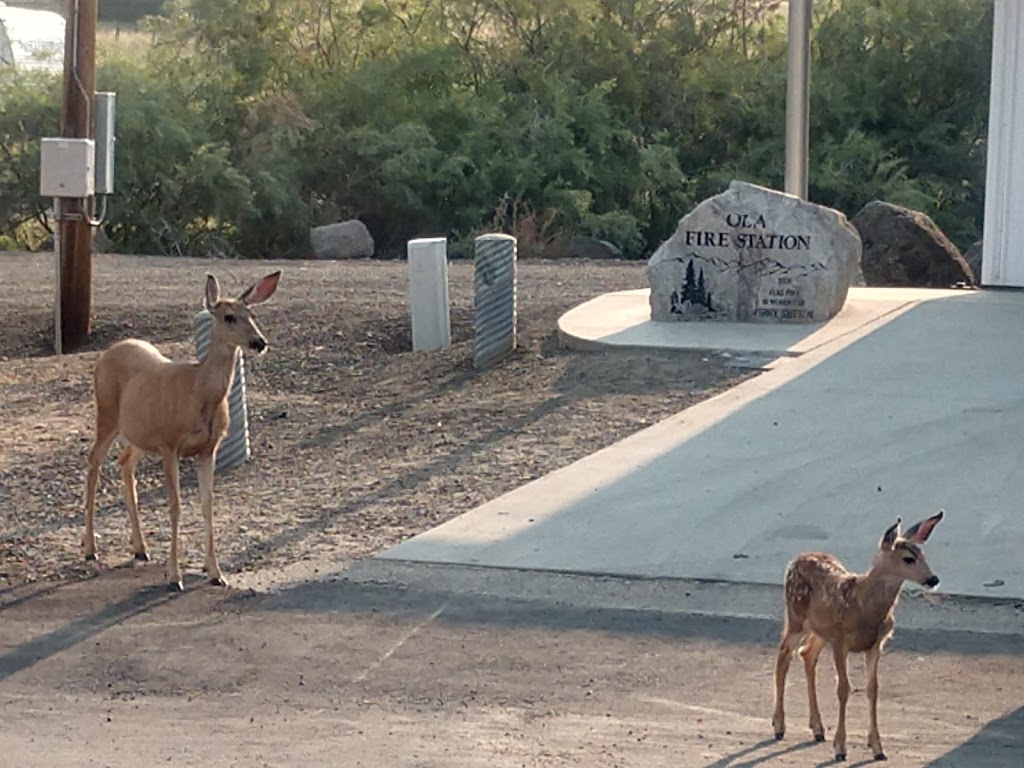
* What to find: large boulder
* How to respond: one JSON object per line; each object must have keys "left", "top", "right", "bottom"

{"left": 965, "top": 241, "right": 983, "bottom": 285}
{"left": 310, "top": 219, "right": 374, "bottom": 260}
{"left": 566, "top": 236, "right": 622, "bottom": 260}
{"left": 92, "top": 227, "right": 115, "bottom": 254}
{"left": 851, "top": 201, "right": 974, "bottom": 287}
{"left": 545, "top": 236, "right": 623, "bottom": 260}
{"left": 647, "top": 181, "right": 861, "bottom": 323}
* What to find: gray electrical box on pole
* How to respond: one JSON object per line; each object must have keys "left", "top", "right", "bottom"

{"left": 94, "top": 91, "right": 116, "bottom": 195}
{"left": 39, "top": 85, "right": 116, "bottom": 355}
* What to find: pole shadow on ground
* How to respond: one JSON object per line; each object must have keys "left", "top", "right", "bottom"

{"left": 251, "top": 577, "right": 1024, "bottom": 657}
{"left": 358, "top": 295, "right": 1024, "bottom": 601}
{"left": 924, "top": 705, "right": 1024, "bottom": 767}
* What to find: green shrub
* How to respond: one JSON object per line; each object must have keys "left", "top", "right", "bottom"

{"left": 99, "top": 1, "right": 167, "bottom": 25}
{"left": 0, "top": 0, "right": 995, "bottom": 258}
{"left": 0, "top": 69, "right": 60, "bottom": 250}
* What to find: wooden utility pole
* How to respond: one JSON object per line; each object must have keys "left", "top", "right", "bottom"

{"left": 58, "top": 0, "right": 98, "bottom": 351}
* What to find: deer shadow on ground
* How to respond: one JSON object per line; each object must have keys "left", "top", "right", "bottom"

{"left": 703, "top": 737, "right": 879, "bottom": 767}
{"left": 0, "top": 569, "right": 195, "bottom": 683}
{"left": 703, "top": 737, "right": 821, "bottom": 767}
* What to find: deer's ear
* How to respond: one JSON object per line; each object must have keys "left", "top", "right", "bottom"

{"left": 240, "top": 270, "right": 281, "bottom": 306}
{"left": 880, "top": 518, "right": 901, "bottom": 551}
{"left": 204, "top": 274, "right": 221, "bottom": 310}
{"left": 904, "top": 510, "right": 944, "bottom": 544}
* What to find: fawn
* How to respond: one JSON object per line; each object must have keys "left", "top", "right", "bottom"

{"left": 771, "top": 510, "right": 945, "bottom": 761}
{"left": 83, "top": 270, "right": 281, "bottom": 591}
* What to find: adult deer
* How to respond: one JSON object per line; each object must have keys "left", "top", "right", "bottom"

{"left": 82, "top": 270, "right": 282, "bottom": 591}
{"left": 771, "top": 510, "right": 944, "bottom": 762}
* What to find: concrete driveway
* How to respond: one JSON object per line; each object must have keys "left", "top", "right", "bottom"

{"left": 379, "top": 288, "right": 1024, "bottom": 602}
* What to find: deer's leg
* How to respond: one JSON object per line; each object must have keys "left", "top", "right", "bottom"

{"left": 832, "top": 644, "right": 851, "bottom": 761}
{"left": 160, "top": 450, "right": 184, "bottom": 592}
{"left": 799, "top": 632, "right": 827, "bottom": 742}
{"left": 865, "top": 645, "right": 886, "bottom": 760}
{"left": 84, "top": 413, "right": 119, "bottom": 561}
{"left": 772, "top": 614, "right": 804, "bottom": 740}
{"left": 197, "top": 452, "right": 226, "bottom": 587}
{"left": 118, "top": 445, "right": 149, "bottom": 561}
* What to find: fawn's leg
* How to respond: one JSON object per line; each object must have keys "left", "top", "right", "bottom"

{"left": 118, "top": 445, "right": 149, "bottom": 561}
{"left": 83, "top": 414, "right": 119, "bottom": 560}
{"left": 772, "top": 614, "right": 804, "bottom": 740}
{"left": 197, "top": 452, "right": 226, "bottom": 586}
{"left": 160, "top": 450, "right": 184, "bottom": 591}
{"left": 799, "top": 632, "right": 827, "bottom": 742}
{"left": 833, "top": 644, "right": 851, "bottom": 761}
{"left": 865, "top": 645, "right": 886, "bottom": 760}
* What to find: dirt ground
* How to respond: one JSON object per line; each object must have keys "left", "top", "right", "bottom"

{"left": 0, "top": 252, "right": 751, "bottom": 588}
{"left": 1, "top": 570, "right": 1021, "bottom": 767}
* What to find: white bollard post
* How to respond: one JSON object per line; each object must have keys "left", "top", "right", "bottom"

{"left": 194, "top": 310, "right": 250, "bottom": 471}
{"left": 473, "top": 233, "right": 517, "bottom": 369}
{"left": 407, "top": 237, "right": 452, "bottom": 352}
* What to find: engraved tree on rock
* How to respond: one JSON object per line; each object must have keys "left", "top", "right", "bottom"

{"left": 671, "top": 258, "right": 715, "bottom": 314}
{"left": 698, "top": 268, "right": 713, "bottom": 311}
{"left": 683, "top": 259, "right": 697, "bottom": 302}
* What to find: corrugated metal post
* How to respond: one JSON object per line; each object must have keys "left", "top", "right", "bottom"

{"left": 193, "top": 311, "right": 250, "bottom": 471}
{"left": 473, "top": 233, "right": 517, "bottom": 369}
{"left": 407, "top": 237, "right": 451, "bottom": 352}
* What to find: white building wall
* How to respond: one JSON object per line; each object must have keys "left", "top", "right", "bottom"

{"left": 982, "top": 0, "right": 1024, "bottom": 287}
{"left": 0, "top": 4, "right": 65, "bottom": 74}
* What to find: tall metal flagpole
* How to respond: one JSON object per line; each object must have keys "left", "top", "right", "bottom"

{"left": 785, "top": 0, "right": 812, "bottom": 200}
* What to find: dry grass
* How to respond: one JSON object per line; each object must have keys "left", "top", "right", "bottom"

{"left": 0, "top": 252, "right": 752, "bottom": 588}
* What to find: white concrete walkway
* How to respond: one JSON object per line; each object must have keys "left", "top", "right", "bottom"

{"left": 557, "top": 285, "right": 966, "bottom": 355}
{"left": 379, "top": 287, "right": 1024, "bottom": 601}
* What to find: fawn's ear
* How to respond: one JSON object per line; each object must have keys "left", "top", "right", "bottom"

{"left": 204, "top": 274, "right": 221, "bottom": 310}
{"left": 904, "top": 509, "right": 944, "bottom": 544}
{"left": 880, "top": 518, "right": 901, "bottom": 551}
{"left": 240, "top": 270, "right": 281, "bottom": 306}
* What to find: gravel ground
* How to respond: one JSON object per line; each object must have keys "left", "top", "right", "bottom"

{"left": 0, "top": 252, "right": 752, "bottom": 588}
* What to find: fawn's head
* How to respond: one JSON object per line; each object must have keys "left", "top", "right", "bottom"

{"left": 204, "top": 270, "right": 282, "bottom": 354}
{"left": 874, "top": 510, "right": 944, "bottom": 588}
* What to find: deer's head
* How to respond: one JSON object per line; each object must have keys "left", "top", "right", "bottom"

{"left": 204, "top": 271, "right": 282, "bottom": 354}
{"left": 874, "top": 510, "right": 944, "bottom": 588}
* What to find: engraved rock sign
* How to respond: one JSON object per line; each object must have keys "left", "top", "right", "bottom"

{"left": 647, "top": 181, "right": 862, "bottom": 323}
